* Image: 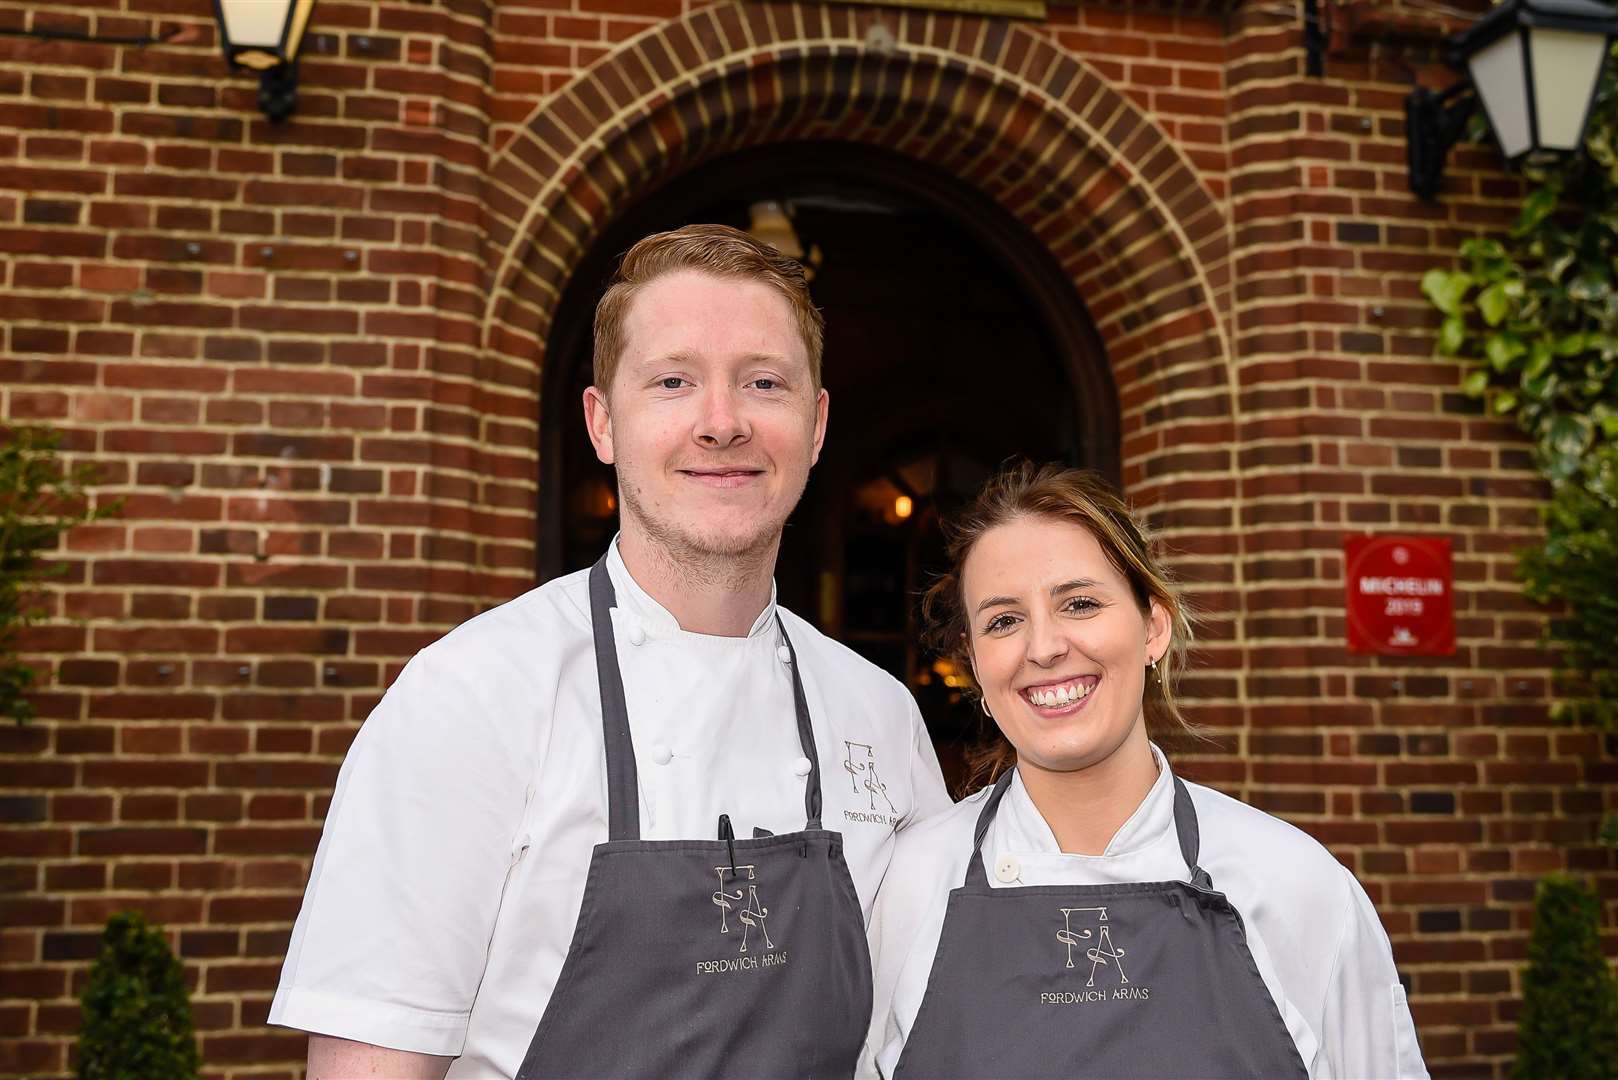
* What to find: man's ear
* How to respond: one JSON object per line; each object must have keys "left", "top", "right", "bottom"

{"left": 810, "top": 388, "right": 829, "bottom": 466}
{"left": 583, "top": 385, "right": 614, "bottom": 465}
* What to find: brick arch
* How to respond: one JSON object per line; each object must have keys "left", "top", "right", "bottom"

{"left": 479, "top": 0, "right": 1232, "bottom": 495}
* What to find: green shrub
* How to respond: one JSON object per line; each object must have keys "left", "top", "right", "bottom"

{"left": 77, "top": 911, "right": 200, "bottom": 1080}
{"left": 1, "top": 425, "right": 116, "bottom": 724}
{"left": 1514, "top": 875, "right": 1618, "bottom": 1079}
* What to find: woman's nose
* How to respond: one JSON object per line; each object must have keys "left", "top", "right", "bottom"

{"left": 1024, "top": 613, "right": 1070, "bottom": 667}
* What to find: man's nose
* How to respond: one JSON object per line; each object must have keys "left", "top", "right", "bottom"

{"left": 695, "top": 386, "right": 748, "bottom": 446}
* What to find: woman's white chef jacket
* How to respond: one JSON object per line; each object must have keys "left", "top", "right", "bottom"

{"left": 269, "top": 540, "right": 950, "bottom": 1076}
{"left": 861, "top": 745, "right": 1429, "bottom": 1080}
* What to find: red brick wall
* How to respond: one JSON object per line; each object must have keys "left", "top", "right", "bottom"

{"left": 0, "top": 0, "right": 1601, "bottom": 1075}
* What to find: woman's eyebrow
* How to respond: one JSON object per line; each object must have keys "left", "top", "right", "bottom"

{"left": 975, "top": 578, "right": 1105, "bottom": 615}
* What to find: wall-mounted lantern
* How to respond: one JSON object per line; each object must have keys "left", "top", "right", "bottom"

{"left": 1406, "top": 0, "right": 1618, "bottom": 200}
{"left": 213, "top": 0, "right": 317, "bottom": 122}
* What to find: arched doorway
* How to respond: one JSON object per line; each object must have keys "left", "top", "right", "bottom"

{"left": 537, "top": 142, "right": 1119, "bottom": 785}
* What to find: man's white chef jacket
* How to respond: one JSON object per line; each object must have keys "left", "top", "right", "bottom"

{"left": 862, "top": 746, "right": 1429, "bottom": 1080}
{"left": 269, "top": 540, "right": 950, "bottom": 1075}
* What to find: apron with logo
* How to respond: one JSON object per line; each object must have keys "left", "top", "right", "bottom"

{"left": 892, "top": 768, "right": 1309, "bottom": 1080}
{"left": 515, "top": 556, "right": 872, "bottom": 1080}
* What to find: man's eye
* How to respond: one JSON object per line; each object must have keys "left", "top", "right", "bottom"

{"left": 751, "top": 378, "right": 778, "bottom": 390}
{"left": 659, "top": 377, "right": 687, "bottom": 390}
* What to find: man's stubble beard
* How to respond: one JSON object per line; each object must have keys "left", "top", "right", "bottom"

{"left": 615, "top": 468, "right": 806, "bottom": 593}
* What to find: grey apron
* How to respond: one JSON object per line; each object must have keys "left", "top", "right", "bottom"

{"left": 892, "top": 769, "right": 1309, "bottom": 1080}
{"left": 515, "top": 556, "right": 872, "bottom": 1080}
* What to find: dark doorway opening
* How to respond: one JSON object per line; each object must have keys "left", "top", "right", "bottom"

{"left": 538, "top": 142, "right": 1119, "bottom": 790}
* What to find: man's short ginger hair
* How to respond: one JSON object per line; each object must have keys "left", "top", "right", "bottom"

{"left": 591, "top": 223, "right": 825, "bottom": 392}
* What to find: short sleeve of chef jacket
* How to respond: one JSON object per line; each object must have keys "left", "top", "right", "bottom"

{"left": 268, "top": 623, "right": 547, "bottom": 1056}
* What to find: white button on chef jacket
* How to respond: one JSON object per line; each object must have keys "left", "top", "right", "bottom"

{"left": 861, "top": 746, "right": 1430, "bottom": 1080}
{"left": 269, "top": 537, "right": 951, "bottom": 1077}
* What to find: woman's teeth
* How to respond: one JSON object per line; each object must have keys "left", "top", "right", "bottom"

{"left": 1028, "top": 682, "right": 1092, "bottom": 708}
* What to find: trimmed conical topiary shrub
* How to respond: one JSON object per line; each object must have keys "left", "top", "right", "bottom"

{"left": 1514, "top": 874, "right": 1618, "bottom": 1080}
{"left": 76, "top": 910, "right": 200, "bottom": 1080}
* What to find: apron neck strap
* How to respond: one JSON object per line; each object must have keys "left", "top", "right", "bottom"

{"left": 964, "top": 770, "right": 1016, "bottom": 887}
{"left": 590, "top": 557, "right": 643, "bottom": 841}
{"left": 588, "top": 554, "right": 824, "bottom": 841}
{"left": 776, "top": 615, "right": 823, "bottom": 829}
{"left": 963, "top": 766, "right": 1212, "bottom": 889}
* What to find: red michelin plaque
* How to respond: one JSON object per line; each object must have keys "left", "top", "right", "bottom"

{"left": 1345, "top": 535, "right": 1455, "bottom": 656}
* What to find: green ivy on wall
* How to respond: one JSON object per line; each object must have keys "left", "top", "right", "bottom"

{"left": 1, "top": 426, "right": 116, "bottom": 724}
{"left": 1422, "top": 46, "right": 1618, "bottom": 728}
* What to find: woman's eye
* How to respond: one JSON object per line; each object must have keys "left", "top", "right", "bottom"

{"left": 1062, "top": 597, "right": 1100, "bottom": 615}
{"left": 983, "top": 613, "right": 1018, "bottom": 635}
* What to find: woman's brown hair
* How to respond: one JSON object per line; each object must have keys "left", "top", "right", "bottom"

{"left": 920, "top": 462, "right": 1196, "bottom": 787}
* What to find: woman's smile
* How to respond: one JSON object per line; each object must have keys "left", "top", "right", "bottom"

{"left": 1019, "top": 674, "right": 1100, "bottom": 715}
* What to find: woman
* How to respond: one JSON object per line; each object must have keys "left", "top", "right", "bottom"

{"left": 862, "top": 463, "right": 1427, "bottom": 1079}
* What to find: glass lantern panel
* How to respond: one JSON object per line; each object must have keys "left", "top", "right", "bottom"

{"left": 284, "top": 0, "right": 316, "bottom": 62}
{"left": 1530, "top": 27, "right": 1608, "bottom": 150}
{"left": 219, "top": 0, "right": 291, "bottom": 49}
{"left": 1468, "top": 32, "right": 1533, "bottom": 158}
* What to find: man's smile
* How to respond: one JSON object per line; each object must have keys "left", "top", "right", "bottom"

{"left": 678, "top": 468, "right": 766, "bottom": 489}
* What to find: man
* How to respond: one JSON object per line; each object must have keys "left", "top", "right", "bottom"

{"left": 269, "top": 224, "right": 950, "bottom": 1078}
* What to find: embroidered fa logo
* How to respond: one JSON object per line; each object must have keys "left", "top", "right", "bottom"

{"left": 1057, "top": 906, "right": 1130, "bottom": 987}
{"left": 712, "top": 865, "right": 773, "bottom": 954}
{"left": 842, "top": 740, "right": 897, "bottom": 813}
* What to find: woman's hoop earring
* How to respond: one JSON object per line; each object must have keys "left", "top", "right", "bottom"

{"left": 980, "top": 698, "right": 992, "bottom": 718}
{"left": 1149, "top": 657, "right": 1162, "bottom": 683}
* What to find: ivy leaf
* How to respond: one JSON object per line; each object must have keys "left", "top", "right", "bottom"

{"left": 1550, "top": 413, "right": 1596, "bottom": 458}
{"left": 1569, "top": 272, "right": 1612, "bottom": 303}
{"left": 1548, "top": 248, "right": 1579, "bottom": 283}
{"left": 1478, "top": 282, "right": 1513, "bottom": 325}
{"left": 1525, "top": 341, "right": 1556, "bottom": 380}
{"left": 1523, "top": 368, "right": 1559, "bottom": 405}
{"left": 1557, "top": 332, "right": 1590, "bottom": 357}
{"left": 1438, "top": 315, "right": 1468, "bottom": 355}
{"left": 1591, "top": 125, "right": 1617, "bottom": 169}
{"left": 1423, "top": 269, "right": 1474, "bottom": 317}
{"left": 1495, "top": 390, "right": 1519, "bottom": 414}
{"left": 1487, "top": 332, "right": 1527, "bottom": 370}
{"left": 1523, "top": 341, "right": 1558, "bottom": 400}
{"left": 1514, "top": 184, "right": 1560, "bottom": 236}
{"left": 1463, "top": 369, "right": 1492, "bottom": 397}
{"left": 1594, "top": 405, "right": 1618, "bottom": 439}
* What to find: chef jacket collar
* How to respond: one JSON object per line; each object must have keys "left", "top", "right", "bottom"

{"left": 999, "top": 742, "right": 1176, "bottom": 859}
{"left": 605, "top": 534, "right": 780, "bottom": 641}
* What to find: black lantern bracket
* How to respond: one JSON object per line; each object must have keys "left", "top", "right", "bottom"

{"left": 1406, "top": 81, "right": 1477, "bottom": 201}
{"left": 251, "top": 59, "right": 300, "bottom": 123}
